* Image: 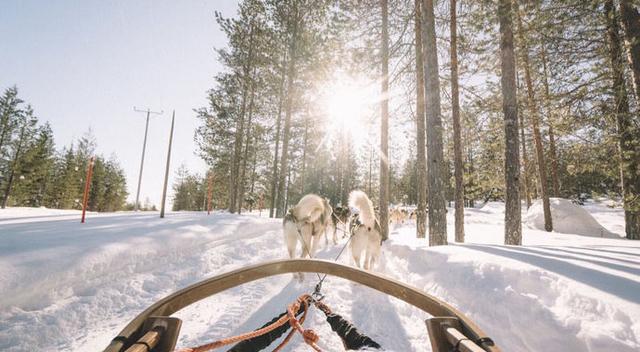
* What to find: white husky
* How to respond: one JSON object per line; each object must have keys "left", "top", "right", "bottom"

{"left": 348, "top": 190, "right": 383, "bottom": 270}
{"left": 283, "top": 194, "right": 332, "bottom": 261}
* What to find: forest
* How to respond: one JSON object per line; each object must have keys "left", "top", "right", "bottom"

{"left": 0, "top": 86, "right": 129, "bottom": 212}
{"left": 171, "top": 0, "right": 640, "bottom": 242}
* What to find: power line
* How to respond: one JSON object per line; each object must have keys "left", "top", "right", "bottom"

{"left": 133, "top": 106, "right": 163, "bottom": 211}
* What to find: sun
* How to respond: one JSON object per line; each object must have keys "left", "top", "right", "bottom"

{"left": 318, "top": 76, "right": 378, "bottom": 146}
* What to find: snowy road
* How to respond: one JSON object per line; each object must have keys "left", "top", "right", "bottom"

{"left": 1, "top": 203, "right": 639, "bottom": 351}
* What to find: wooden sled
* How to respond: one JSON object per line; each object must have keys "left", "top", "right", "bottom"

{"left": 104, "top": 259, "right": 500, "bottom": 352}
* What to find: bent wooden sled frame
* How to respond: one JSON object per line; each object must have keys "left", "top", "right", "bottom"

{"left": 104, "top": 259, "right": 500, "bottom": 352}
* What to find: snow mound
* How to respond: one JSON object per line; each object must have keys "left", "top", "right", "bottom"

{"left": 525, "top": 198, "right": 617, "bottom": 237}
{"left": 479, "top": 201, "right": 505, "bottom": 214}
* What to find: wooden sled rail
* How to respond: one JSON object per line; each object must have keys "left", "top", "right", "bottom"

{"left": 104, "top": 259, "right": 500, "bottom": 352}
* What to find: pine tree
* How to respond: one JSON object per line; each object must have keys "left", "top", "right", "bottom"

{"left": 619, "top": 0, "right": 640, "bottom": 100}
{"left": 1, "top": 106, "right": 37, "bottom": 208}
{"left": 605, "top": 0, "right": 640, "bottom": 239}
{"left": 450, "top": 0, "right": 465, "bottom": 242}
{"left": 10, "top": 123, "right": 55, "bottom": 207}
{"left": 379, "top": 0, "right": 390, "bottom": 240}
{"left": 0, "top": 87, "right": 23, "bottom": 163}
{"left": 421, "top": 0, "right": 447, "bottom": 246}
{"left": 414, "top": 0, "right": 427, "bottom": 239}
{"left": 514, "top": 0, "right": 552, "bottom": 232}
{"left": 498, "top": 0, "right": 522, "bottom": 245}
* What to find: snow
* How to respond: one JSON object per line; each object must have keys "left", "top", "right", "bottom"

{"left": 524, "top": 198, "right": 618, "bottom": 238}
{"left": 0, "top": 207, "right": 97, "bottom": 223}
{"left": 0, "top": 201, "right": 639, "bottom": 352}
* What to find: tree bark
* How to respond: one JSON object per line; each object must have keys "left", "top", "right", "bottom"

{"left": 237, "top": 83, "right": 256, "bottom": 215}
{"left": 450, "top": 0, "right": 464, "bottom": 242}
{"left": 229, "top": 26, "right": 255, "bottom": 214}
{"left": 269, "top": 53, "right": 287, "bottom": 218}
{"left": 414, "top": 0, "right": 427, "bottom": 239}
{"left": 379, "top": 0, "right": 390, "bottom": 240}
{"left": 518, "top": 101, "right": 532, "bottom": 208}
{"left": 514, "top": 1, "right": 552, "bottom": 232}
{"left": 276, "top": 5, "right": 299, "bottom": 218}
{"left": 369, "top": 141, "right": 373, "bottom": 195}
{"left": 422, "top": 0, "right": 447, "bottom": 246}
{"left": 300, "top": 116, "right": 309, "bottom": 194}
{"left": 605, "top": 0, "right": 640, "bottom": 239}
{"left": 541, "top": 45, "right": 560, "bottom": 197}
{"left": 250, "top": 140, "right": 258, "bottom": 195}
{"left": 619, "top": 0, "right": 640, "bottom": 100}
{"left": 498, "top": 0, "right": 522, "bottom": 245}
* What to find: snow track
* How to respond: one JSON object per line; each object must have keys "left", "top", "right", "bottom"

{"left": 1, "top": 203, "right": 639, "bottom": 351}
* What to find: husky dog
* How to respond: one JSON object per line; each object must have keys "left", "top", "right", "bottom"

{"left": 349, "top": 190, "right": 384, "bottom": 270}
{"left": 389, "top": 208, "right": 406, "bottom": 224}
{"left": 283, "top": 194, "right": 332, "bottom": 261}
{"left": 330, "top": 205, "right": 351, "bottom": 243}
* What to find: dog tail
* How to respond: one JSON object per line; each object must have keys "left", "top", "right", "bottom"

{"left": 292, "top": 194, "right": 325, "bottom": 223}
{"left": 349, "top": 190, "right": 375, "bottom": 229}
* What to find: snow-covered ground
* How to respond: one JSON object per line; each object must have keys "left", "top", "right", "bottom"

{"left": 0, "top": 201, "right": 639, "bottom": 351}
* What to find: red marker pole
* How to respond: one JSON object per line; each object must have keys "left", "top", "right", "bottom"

{"left": 81, "top": 157, "right": 95, "bottom": 223}
{"left": 206, "top": 172, "right": 214, "bottom": 215}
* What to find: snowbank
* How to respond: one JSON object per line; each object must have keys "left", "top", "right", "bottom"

{"left": 479, "top": 201, "right": 507, "bottom": 214}
{"left": 524, "top": 198, "right": 618, "bottom": 238}
{"left": 0, "top": 206, "right": 85, "bottom": 218}
{"left": 0, "top": 201, "right": 638, "bottom": 351}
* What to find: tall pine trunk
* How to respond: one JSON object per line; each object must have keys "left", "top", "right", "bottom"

{"left": 300, "top": 116, "right": 309, "bottom": 194}
{"left": 517, "top": 68, "right": 531, "bottom": 207}
{"left": 619, "top": 0, "right": 640, "bottom": 100}
{"left": 250, "top": 140, "right": 258, "bottom": 195}
{"left": 498, "top": 0, "right": 522, "bottom": 245}
{"left": 541, "top": 46, "right": 560, "bottom": 197}
{"left": 422, "top": 0, "right": 447, "bottom": 246}
{"left": 414, "top": 0, "right": 427, "bottom": 239}
{"left": 276, "top": 8, "right": 299, "bottom": 218}
{"left": 450, "top": 0, "right": 464, "bottom": 242}
{"left": 514, "top": 1, "right": 552, "bottom": 232}
{"left": 237, "top": 74, "right": 257, "bottom": 214}
{"left": 605, "top": 0, "right": 640, "bottom": 240}
{"left": 379, "top": 0, "right": 390, "bottom": 240}
{"left": 229, "top": 26, "right": 255, "bottom": 214}
{"left": 269, "top": 54, "right": 287, "bottom": 218}
{"left": 518, "top": 101, "right": 532, "bottom": 208}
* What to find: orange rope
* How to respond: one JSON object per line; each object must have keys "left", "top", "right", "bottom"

{"left": 273, "top": 296, "right": 309, "bottom": 351}
{"left": 286, "top": 297, "right": 321, "bottom": 352}
{"left": 176, "top": 294, "right": 321, "bottom": 352}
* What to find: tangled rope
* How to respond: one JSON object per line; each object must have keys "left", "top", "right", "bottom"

{"left": 176, "top": 294, "right": 321, "bottom": 352}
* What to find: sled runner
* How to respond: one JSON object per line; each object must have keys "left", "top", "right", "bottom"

{"left": 104, "top": 259, "right": 499, "bottom": 352}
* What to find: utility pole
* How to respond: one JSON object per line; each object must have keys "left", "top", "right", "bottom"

{"left": 160, "top": 111, "right": 175, "bottom": 218}
{"left": 133, "top": 106, "right": 163, "bottom": 211}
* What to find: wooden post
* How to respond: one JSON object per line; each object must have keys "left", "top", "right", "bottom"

{"left": 207, "top": 173, "right": 214, "bottom": 215}
{"left": 160, "top": 111, "right": 175, "bottom": 218}
{"left": 258, "top": 193, "right": 265, "bottom": 217}
{"left": 81, "top": 157, "right": 95, "bottom": 223}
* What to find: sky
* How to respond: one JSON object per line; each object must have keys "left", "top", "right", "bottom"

{"left": 0, "top": 0, "right": 239, "bottom": 208}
